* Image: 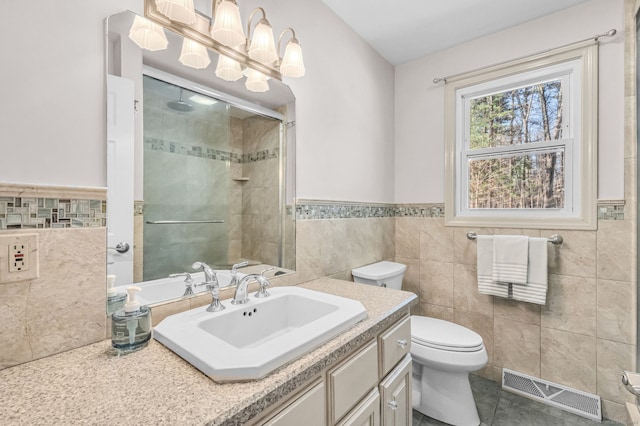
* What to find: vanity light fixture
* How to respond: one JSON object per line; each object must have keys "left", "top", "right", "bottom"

{"left": 156, "top": 0, "right": 197, "bottom": 25}
{"left": 246, "top": 8, "right": 278, "bottom": 66}
{"left": 278, "top": 28, "right": 305, "bottom": 78}
{"left": 244, "top": 68, "right": 269, "bottom": 92}
{"left": 138, "top": 0, "right": 305, "bottom": 92}
{"left": 210, "top": 0, "right": 245, "bottom": 48}
{"left": 128, "top": 15, "right": 169, "bottom": 51}
{"left": 215, "top": 54, "right": 243, "bottom": 81}
{"left": 179, "top": 38, "right": 211, "bottom": 69}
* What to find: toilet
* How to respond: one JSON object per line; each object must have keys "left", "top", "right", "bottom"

{"left": 352, "top": 261, "right": 488, "bottom": 426}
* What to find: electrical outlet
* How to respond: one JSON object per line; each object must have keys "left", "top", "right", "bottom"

{"left": 9, "top": 241, "right": 29, "bottom": 272}
{"left": 0, "top": 234, "right": 39, "bottom": 283}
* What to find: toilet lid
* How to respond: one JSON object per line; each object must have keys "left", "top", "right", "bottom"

{"left": 411, "top": 316, "right": 484, "bottom": 352}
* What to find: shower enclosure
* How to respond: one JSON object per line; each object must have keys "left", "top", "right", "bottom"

{"left": 141, "top": 75, "right": 283, "bottom": 281}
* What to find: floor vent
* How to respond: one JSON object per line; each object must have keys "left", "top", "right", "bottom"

{"left": 502, "top": 368, "right": 601, "bottom": 422}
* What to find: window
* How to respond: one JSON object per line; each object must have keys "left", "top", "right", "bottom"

{"left": 444, "top": 43, "right": 598, "bottom": 230}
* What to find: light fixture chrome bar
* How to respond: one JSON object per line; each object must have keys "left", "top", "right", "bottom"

{"left": 144, "top": 0, "right": 282, "bottom": 80}
{"left": 433, "top": 28, "right": 617, "bottom": 84}
{"left": 146, "top": 220, "right": 225, "bottom": 224}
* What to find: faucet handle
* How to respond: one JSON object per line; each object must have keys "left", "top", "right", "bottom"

{"left": 260, "top": 267, "right": 275, "bottom": 277}
{"left": 254, "top": 274, "right": 271, "bottom": 299}
{"left": 169, "top": 273, "right": 195, "bottom": 296}
{"left": 232, "top": 260, "right": 249, "bottom": 272}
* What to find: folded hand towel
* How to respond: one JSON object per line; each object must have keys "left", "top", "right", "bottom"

{"left": 492, "top": 235, "right": 529, "bottom": 285}
{"left": 512, "top": 237, "right": 548, "bottom": 305}
{"left": 477, "top": 235, "right": 508, "bottom": 298}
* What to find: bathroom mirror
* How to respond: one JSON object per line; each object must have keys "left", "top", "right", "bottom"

{"left": 106, "top": 11, "right": 296, "bottom": 291}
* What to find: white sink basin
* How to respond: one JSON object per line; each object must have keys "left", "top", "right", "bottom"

{"left": 153, "top": 286, "right": 367, "bottom": 382}
{"left": 114, "top": 270, "right": 245, "bottom": 306}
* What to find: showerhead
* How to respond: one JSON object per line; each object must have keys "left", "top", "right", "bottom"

{"left": 167, "top": 88, "right": 194, "bottom": 112}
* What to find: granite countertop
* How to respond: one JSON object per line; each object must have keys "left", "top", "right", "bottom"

{"left": 0, "top": 278, "right": 417, "bottom": 426}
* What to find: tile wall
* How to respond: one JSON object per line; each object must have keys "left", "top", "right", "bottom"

{"left": 395, "top": 205, "right": 635, "bottom": 423}
{"left": 0, "top": 184, "right": 107, "bottom": 369}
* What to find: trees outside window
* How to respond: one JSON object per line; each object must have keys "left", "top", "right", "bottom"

{"left": 444, "top": 43, "right": 597, "bottom": 230}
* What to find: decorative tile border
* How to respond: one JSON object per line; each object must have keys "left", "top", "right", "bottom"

{"left": 0, "top": 197, "right": 106, "bottom": 230}
{"left": 597, "top": 201, "right": 625, "bottom": 220}
{"left": 145, "top": 137, "right": 278, "bottom": 164}
{"left": 297, "top": 201, "right": 626, "bottom": 221}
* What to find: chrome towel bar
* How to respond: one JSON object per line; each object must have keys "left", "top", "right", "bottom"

{"left": 466, "top": 231, "right": 563, "bottom": 245}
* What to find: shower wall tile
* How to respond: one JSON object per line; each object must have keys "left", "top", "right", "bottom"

{"left": 540, "top": 274, "right": 597, "bottom": 337}
{"left": 541, "top": 328, "right": 597, "bottom": 394}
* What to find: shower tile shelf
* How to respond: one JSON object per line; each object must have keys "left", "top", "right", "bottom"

{"left": 232, "top": 177, "right": 250, "bottom": 182}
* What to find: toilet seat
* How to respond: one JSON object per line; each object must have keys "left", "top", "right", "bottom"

{"left": 411, "top": 316, "right": 484, "bottom": 352}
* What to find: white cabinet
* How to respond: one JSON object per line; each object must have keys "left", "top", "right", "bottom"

{"left": 254, "top": 315, "right": 412, "bottom": 426}
{"left": 380, "top": 354, "right": 412, "bottom": 426}
{"left": 328, "top": 340, "right": 379, "bottom": 424}
{"left": 337, "top": 389, "right": 381, "bottom": 426}
{"left": 262, "top": 380, "right": 325, "bottom": 426}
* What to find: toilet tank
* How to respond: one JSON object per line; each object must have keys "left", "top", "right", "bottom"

{"left": 352, "top": 261, "right": 407, "bottom": 290}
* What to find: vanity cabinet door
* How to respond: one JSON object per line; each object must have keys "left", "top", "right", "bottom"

{"left": 328, "top": 340, "right": 379, "bottom": 424}
{"left": 262, "top": 380, "right": 325, "bottom": 426}
{"left": 336, "top": 389, "right": 380, "bottom": 426}
{"left": 379, "top": 354, "right": 412, "bottom": 426}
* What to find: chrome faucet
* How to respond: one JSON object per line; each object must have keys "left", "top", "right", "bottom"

{"left": 232, "top": 273, "right": 270, "bottom": 305}
{"left": 191, "top": 261, "right": 224, "bottom": 312}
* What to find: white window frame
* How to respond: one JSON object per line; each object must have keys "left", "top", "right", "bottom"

{"left": 444, "top": 42, "right": 598, "bottom": 230}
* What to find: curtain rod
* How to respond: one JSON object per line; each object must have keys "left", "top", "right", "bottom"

{"left": 432, "top": 28, "right": 617, "bottom": 85}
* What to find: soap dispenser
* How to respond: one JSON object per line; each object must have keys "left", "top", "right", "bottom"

{"left": 111, "top": 286, "right": 152, "bottom": 354}
{"left": 106, "top": 275, "right": 126, "bottom": 314}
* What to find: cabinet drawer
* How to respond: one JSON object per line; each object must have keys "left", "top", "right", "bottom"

{"left": 379, "top": 316, "right": 411, "bottom": 377}
{"left": 328, "top": 340, "right": 379, "bottom": 424}
{"left": 262, "top": 380, "right": 325, "bottom": 426}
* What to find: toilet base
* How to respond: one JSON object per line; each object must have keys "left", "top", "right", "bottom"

{"left": 412, "top": 363, "right": 480, "bottom": 426}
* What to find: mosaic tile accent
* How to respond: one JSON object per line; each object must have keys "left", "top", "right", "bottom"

{"left": 145, "top": 137, "right": 278, "bottom": 164}
{"left": 0, "top": 197, "right": 106, "bottom": 230}
{"left": 395, "top": 204, "right": 445, "bottom": 218}
{"left": 597, "top": 202, "right": 625, "bottom": 220}
{"left": 296, "top": 201, "right": 396, "bottom": 220}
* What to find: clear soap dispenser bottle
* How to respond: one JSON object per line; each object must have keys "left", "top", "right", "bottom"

{"left": 111, "top": 286, "right": 152, "bottom": 354}
{"left": 106, "top": 275, "right": 126, "bottom": 314}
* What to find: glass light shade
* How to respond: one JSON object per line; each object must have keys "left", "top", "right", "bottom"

{"left": 179, "top": 38, "right": 211, "bottom": 69}
{"left": 128, "top": 16, "right": 169, "bottom": 51}
{"left": 215, "top": 55, "right": 243, "bottom": 81}
{"left": 156, "top": 0, "right": 196, "bottom": 25}
{"left": 248, "top": 18, "right": 278, "bottom": 65}
{"left": 210, "top": 0, "right": 245, "bottom": 47}
{"left": 280, "top": 38, "right": 305, "bottom": 78}
{"left": 245, "top": 69, "right": 269, "bottom": 92}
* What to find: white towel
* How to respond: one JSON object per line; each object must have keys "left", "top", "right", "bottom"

{"left": 492, "top": 235, "right": 529, "bottom": 284}
{"left": 476, "top": 236, "right": 508, "bottom": 297}
{"left": 511, "top": 237, "right": 548, "bottom": 305}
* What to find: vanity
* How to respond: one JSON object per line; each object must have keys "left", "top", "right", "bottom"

{"left": 0, "top": 278, "right": 416, "bottom": 425}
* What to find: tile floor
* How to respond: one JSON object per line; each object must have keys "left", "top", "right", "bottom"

{"left": 412, "top": 375, "right": 623, "bottom": 426}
